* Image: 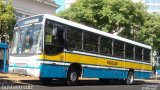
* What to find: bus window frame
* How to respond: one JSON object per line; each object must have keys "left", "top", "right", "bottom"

{"left": 113, "top": 40, "right": 125, "bottom": 58}
{"left": 42, "top": 18, "right": 152, "bottom": 64}
{"left": 143, "top": 48, "right": 151, "bottom": 63}
{"left": 66, "top": 27, "right": 83, "bottom": 51}
{"left": 100, "top": 36, "right": 113, "bottom": 56}
{"left": 44, "top": 19, "right": 65, "bottom": 55}
{"left": 83, "top": 31, "right": 99, "bottom": 54}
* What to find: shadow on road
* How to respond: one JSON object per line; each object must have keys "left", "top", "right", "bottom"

{"left": 20, "top": 79, "right": 155, "bottom": 87}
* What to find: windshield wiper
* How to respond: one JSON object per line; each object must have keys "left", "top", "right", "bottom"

{"left": 26, "top": 23, "right": 35, "bottom": 32}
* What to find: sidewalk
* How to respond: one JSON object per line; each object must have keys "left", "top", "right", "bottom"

{"left": 0, "top": 73, "right": 38, "bottom": 82}
{"left": 145, "top": 74, "right": 160, "bottom": 84}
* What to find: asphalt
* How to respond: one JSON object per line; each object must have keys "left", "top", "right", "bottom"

{"left": 0, "top": 79, "right": 159, "bottom": 90}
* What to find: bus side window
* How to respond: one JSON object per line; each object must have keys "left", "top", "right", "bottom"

{"left": 125, "top": 44, "right": 134, "bottom": 60}
{"left": 67, "top": 28, "right": 82, "bottom": 50}
{"left": 135, "top": 46, "right": 143, "bottom": 61}
{"left": 84, "top": 32, "right": 99, "bottom": 53}
{"left": 100, "top": 37, "right": 112, "bottom": 56}
{"left": 114, "top": 40, "right": 124, "bottom": 58}
{"left": 143, "top": 49, "right": 150, "bottom": 62}
{"left": 44, "top": 20, "right": 64, "bottom": 55}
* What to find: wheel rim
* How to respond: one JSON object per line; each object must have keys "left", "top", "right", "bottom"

{"left": 70, "top": 72, "right": 77, "bottom": 82}
{"left": 127, "top": 72, "right": 134, "bottom": 84}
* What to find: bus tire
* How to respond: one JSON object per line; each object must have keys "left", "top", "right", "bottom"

{"left": 66, "top": 68, "right": 78, "bottom": 86}
{"left": 39, "top": 77, "right": 52, "bottom": 83}
{"left": 125, "top": 71, "right": 134, "bottom": 85}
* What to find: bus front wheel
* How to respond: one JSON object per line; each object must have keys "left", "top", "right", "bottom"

{"left": 66, "top": 68, "right": 78, "bottom": 85}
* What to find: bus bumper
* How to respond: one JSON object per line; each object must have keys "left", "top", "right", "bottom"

{"left": 9, "top": 67, "right": 40, "bottom": 77}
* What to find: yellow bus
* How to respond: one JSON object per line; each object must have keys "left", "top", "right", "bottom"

{"left": 9, "top": 14, "right": 152, "bottom": 85}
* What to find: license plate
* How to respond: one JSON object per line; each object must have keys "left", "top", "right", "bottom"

{"left": 14, "top": 69, "right": 26, "bottom": 74}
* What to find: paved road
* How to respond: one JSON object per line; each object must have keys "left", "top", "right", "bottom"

{"left": 0, "top": 80, "right": 159, "bottom": 90}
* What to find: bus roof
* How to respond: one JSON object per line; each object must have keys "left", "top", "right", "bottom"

{"left": 22, "top": 14, "right": 152, "bottom": 49}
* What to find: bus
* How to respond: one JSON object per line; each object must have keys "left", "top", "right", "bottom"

{"left": 9, "top": 14, "right": 152, "bottom": 85}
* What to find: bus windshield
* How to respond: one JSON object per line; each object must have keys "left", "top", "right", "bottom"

{"left": 11, "top": 24, "right": 42, "bottom": 55}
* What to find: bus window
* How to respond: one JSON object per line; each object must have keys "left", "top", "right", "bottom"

{"left": 67, "top": 28, "right": 82, "bottom": 50}
{"left": 113, "top": 40, "right": 124, "bottom": 58}
{"left": 144, "top": 49, "right": 150, "bottom": 62}
{"left": 100, "top": 37, "right": 112, "bottom": 56}
{"left": 135, "top": 47, "right": 143, "bottom": 61}
{"left": 44, "top": 20, "right": 64, "bottom": 55}
{"left": 84, "top": 32, "right": 99, "bottom": 53}
{"left": 125, "top": 44, "right": 134, "bottom": 59}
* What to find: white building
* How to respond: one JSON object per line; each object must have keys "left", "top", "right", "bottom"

{"left": 142, "top": 0, "right": 160, "bottom": 13}
{"left": 10, "top": 0, "right": 59, "bottom": 20}
{"left": 130, "top": 0, "right": 160, "bottom": 13}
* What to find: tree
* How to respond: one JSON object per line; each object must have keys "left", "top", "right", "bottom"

{"left": 58, "top": 0, "right": 147, "bottom": 40}
{"left": 137, "top": 14, "right": 160, "bottom": 51}
{"left": 0, "top": 0, "right": 16, "bottom": 41}
{"left": 58, "top": 0, "right": 160, "bottom": 52}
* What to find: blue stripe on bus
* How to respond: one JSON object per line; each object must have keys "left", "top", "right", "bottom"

{"left": 40, "top": 64, "right": 152, "bottom": 79}
{"left": 134, "top": 71, "right": 151, "bottom": 79}
{"left": 40, "top": 64, "right": 68, "bottom": 78}
{"left": 82, "top": 67, "right": 128, "bottom": 79}
{"left": 143, "top": 72, "right": 152, "bottom": 79}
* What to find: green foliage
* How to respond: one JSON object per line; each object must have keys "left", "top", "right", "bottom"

{"left": 58, "top": 0, "right": 160, "bottom": 52}
{"left": 0, "top": 0, "right": 16, "bottom": 38}
{"left": 58, "top": 0, "right": 104, "bottom": 29}
{"left": 58, "top": 0, "right": 147, "bottom": 39}
{"left": 137, "top": 14, "right": 160, "bottom": 51}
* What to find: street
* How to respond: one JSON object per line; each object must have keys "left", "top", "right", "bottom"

{"left": 0, "top": 74, "right": 160, "bottom": 90}
{"left": 0, "top": 80, "right": 160, "bottom": 90}
{"left": 20, "top": 80, "right": 160, "bottom": 90}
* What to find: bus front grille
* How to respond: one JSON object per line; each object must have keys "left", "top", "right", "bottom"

{"left": 16, "top": 63, "right": 27, "bottom": 67}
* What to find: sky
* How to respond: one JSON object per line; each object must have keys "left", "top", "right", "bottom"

{"left": 54, "top": 0, "right": 65, "bottom": 13}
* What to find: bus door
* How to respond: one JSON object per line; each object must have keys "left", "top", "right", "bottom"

{"left": 42, "top": 20, "right": 65, "bottom": 78}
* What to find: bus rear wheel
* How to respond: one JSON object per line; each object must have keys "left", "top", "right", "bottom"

{"left": 125, "top": 71, "right": 134, "bottom": 85}
{"left": 66, "top": 68, "right": 78, "bottom": 86}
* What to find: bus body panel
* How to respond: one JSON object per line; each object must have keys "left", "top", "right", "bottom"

{"left": 42, "top": 52, "right": 152, "bottom": 71}
{"left": 39, "top": 52, "right": 152, "bottom": 79}
{"left": 9, "top": 55, "right": 41, "bottom": 77}
{"left": 83, "top": 67, "right": 128, "bottom": 79}
{"left": 40, "top": 63, "right": 68, "bottom": 78}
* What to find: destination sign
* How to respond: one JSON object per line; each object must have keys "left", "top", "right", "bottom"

{"left": 15, "top": 15, "right": 43, "bottom": 27}
{"left": 24, "top": 18, "right": 39, "bottom": 25}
